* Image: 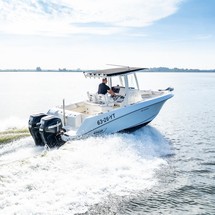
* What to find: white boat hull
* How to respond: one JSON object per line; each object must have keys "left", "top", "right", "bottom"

{"left": 62, "top": 93, "right": 172, "bottom": 141}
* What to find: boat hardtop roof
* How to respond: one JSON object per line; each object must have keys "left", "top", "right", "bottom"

{"left": 84, "top": 67, "right": 147, "bottom": 78}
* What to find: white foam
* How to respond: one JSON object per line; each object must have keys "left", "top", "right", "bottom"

{"left": 0, "top": 116, "right": 27, "bottom": 131}
{"left": 0, "top": 126, "right": 171, "bottom": 214}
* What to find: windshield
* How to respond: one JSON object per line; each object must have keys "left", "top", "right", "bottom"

{"left": 110, "top": 76, "right": 124, "bottom": 87}
{"left": 127, "top": 73, "right": 138, "bottom": 89}
{"left": 110, "top": 73, "right": 138, "bottom": 89}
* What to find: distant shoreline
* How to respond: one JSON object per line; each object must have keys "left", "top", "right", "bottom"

{"left": 0, "top": 67, "right": 215, "bottom": 73}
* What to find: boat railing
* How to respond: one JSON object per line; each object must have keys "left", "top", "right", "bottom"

{"left": 140, "top": 90, "right": 164, "bottom": 99}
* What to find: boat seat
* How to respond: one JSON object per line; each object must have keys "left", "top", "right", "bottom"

{"left": 87, "top": 92, "right": 98, "bottom": 103}
{"left": 87, "top": 92, "right": 115, "bottom": 107}
{"left": 97, "top": 94, "right": 114, "bottom": 107}
{"left": 97, "top": 94, "right": 108, "bottom": 105}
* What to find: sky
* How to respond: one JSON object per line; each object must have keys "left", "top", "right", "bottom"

{"left": 0, "top": 0, "right": 215, "bottom": 70}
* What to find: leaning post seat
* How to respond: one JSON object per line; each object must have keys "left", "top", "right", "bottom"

{"left": 87, "top": 92, "right": 98, "bottom": 103}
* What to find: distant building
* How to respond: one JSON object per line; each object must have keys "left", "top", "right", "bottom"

{"left": 59, "top": 68, "right": 67, "bottom": 71}
{"left": 36, "top": 67, "right": 42, "bottom": 71}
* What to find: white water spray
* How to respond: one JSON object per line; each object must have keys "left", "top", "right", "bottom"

{"left": 0, "top": 126, "right": 172, "bottom": 214}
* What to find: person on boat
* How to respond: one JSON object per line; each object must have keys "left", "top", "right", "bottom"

{"left": 98, "top": 78, "right": 115, "bottom": 96}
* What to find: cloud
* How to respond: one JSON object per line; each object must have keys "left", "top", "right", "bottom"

{"left": 0, "top": 0, "right": 182, "bottom": 36}
{"left": 67, "top": 0, "right": 182, "bottom": 27}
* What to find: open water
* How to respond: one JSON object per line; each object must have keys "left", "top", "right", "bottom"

{"left": 0, "top": 72, "right": 214, "bottom": 215}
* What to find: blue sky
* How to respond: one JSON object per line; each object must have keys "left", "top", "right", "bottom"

{"left": 0, "top": 0, "right": 214, "bottom": 69}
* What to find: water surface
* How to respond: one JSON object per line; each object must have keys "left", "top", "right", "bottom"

{"left": 0, "top": 72, "right": 214, "bottom": 214}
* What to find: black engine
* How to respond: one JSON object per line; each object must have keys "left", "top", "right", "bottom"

{"left": 28, "top": 113, "right": 47, "bottom": 146}
{"left": 28, "top": 114, "right": 65, "bottom": 148}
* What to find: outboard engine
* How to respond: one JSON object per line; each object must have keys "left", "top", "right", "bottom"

{"left": 28, "top": 113, "right": 47, "bottom": 146}
{"left": 39, "top": 115, "right": 65, "bottom": 148}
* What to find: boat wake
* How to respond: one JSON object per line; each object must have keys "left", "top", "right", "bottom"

{"left": 0, "top": 125, "right": 173, "bottom": 214}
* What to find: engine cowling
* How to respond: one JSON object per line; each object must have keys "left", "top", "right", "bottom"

{"left": 39, "top": 115, "right": 65, "bottom": 148}
{"left": 28, "top": 113, "right": 47, "bottom": 146}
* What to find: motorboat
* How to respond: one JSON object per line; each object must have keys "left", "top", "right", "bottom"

{"left": 28, "top": 67, "right": 174, "bottom": 148}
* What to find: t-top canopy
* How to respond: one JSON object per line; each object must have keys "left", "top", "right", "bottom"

{"left": 84, "top": 67, "right": 147, "bottom": 78}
